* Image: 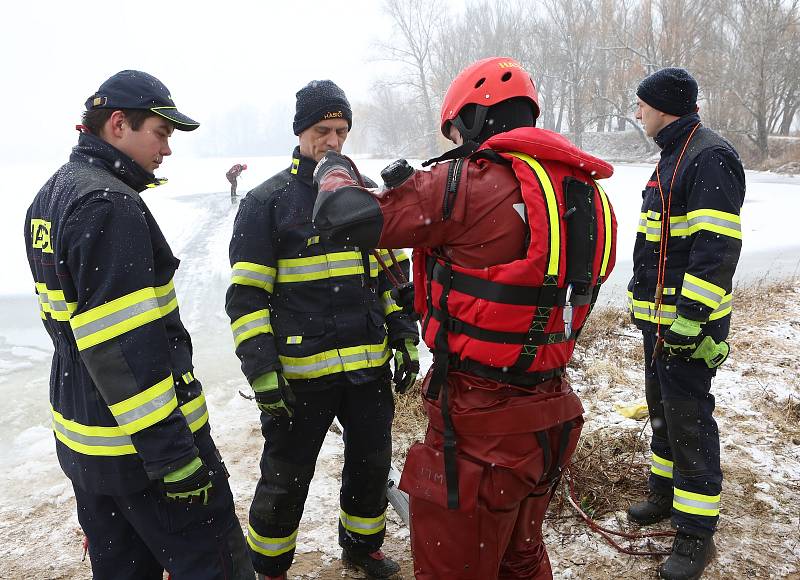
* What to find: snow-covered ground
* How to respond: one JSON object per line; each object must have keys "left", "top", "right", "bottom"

{"left": 0, "top": 155, "right": 798, "bottom": 578}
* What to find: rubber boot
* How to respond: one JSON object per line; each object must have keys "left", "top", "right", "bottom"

{"left": 658, "top": 532, "right": 716, "bottom": 579}
{"left": 627, "top": 491, "right": 672, "bottom": 525}
{"left": 341, "top": 548, "right": 400, "bottom": 579}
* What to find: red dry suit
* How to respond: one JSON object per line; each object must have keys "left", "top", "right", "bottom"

{"left": 314, "top": 127, "right": 616, "bottom": 579}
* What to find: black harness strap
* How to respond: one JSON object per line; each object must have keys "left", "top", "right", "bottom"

{"left": 425, "top": 260, "right": 453, "bottom": 401}
{"left": 440, "top": 381, "right": 460, "bottom": 509}
{"left": 431, "top": 261, "right": 569, "bottom": 307}
{"left": 428, "top": 307, "right": 577, "bottom": 345}
{"left": 447, "top": 356, "right": 563, "bottom": 387}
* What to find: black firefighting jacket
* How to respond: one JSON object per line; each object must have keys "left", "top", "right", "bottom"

{"left": 225, "top": 147, "right": 418, "bottom": 389}
{"left": 25, "top": 132, "right": 213, "bottom": 495}
{"left": 628, "top": 113, "right": 746, "bottom": 341}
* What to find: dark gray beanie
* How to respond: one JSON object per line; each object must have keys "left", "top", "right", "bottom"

{"left": 637, "top": 68, "right": 698, "bottom": 117}
{"left": 293, "top": 80, "right": 352, "bottom": 136}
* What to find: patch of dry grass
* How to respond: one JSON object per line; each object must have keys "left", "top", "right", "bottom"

{"left": 392, "top": 380, "right": 427, "bottom": 465}
{"left": 552, "top": 425, "right": 650, "bottom": 518}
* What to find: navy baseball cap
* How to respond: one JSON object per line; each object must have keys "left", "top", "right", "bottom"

{"left": 85, "top": 70, "right": 200, "bottom": 131}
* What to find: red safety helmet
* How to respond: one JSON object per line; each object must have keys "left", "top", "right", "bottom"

{"left": 440, "top": 57, "right": 540, "bottom": 140}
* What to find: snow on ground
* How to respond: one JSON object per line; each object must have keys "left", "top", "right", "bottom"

{"left": 0, "top": 155, "right": 799, "bottom": 578}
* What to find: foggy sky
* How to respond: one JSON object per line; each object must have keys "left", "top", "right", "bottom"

{"left": 2, "top": 0, "right": 398, "bottom": 164}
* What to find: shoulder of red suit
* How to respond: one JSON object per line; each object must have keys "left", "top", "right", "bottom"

{"left": 482, "top": 127, "right": 614, "bottom": 179}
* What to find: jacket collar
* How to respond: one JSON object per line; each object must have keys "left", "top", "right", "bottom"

{"left": 654, "top": 113, "right": 701, "bottom": 151}
{"left": 69, "top": 132, "right": 164, "bottom": 193}
{"left": 290, "top": 146, "right": 316, "bottom": 187}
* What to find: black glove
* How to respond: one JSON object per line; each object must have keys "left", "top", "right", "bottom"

{"left": 390, "top": 282, "right": 417, "bottom": 318}
{"left": 392, "top": 338, "right": 420, "bottom": 394}
{"left": 252, "top": 371, "right": 296, "bottom": 417}
{"left": 163, "top": 458, "right": 213, "bottom": 505}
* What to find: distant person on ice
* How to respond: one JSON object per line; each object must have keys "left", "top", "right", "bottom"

{"left": 227, "top": 162, "right": 248, "bottom": 202}
{"left": 24, "top": 70, "right": 254, "bottom": 580}
{"left": 626, "top": 67, "right": 745, "bottom": 580}
{"left": 225, "top": 79, "right": 419, "bottom": 579}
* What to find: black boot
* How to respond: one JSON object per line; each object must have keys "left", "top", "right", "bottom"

{"left": 341, "top": 547, "right": 400, "bottom": 579}
{"left": 627, "top": 491, "right": 672, "bottom": 525}
{"left": 658, "top": 532, "right": 716, "bottom": 579}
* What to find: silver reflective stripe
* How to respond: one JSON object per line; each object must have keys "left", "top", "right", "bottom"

{"left": 71, "top": 287, "right": 176, "bottom": 341}
{"left": 340, "top": 512, "right": 386, "bottom": 533}
{"left": 282, "top": 347, "right": 389, "bottom": 376}
{"left": 232, "top": 267, "right": 274, "bottom": 287}
{"left": 682, "top": 279, "right": 724, "bottom": 304}
{"left": 247, "top": 529, "right": 296, "bottom": 554}
{"left": 112, "top": 387, "right": 176, "bottom": 427}
{"left": 53, "top": 420, "right": 133, "bottom": 448}
{"left": 671, "top": 220, "right": 690, "bottom": 235}
{"left": 674, "top": 495, "right": 719, "bottom": 511}
{"left": 651, "top": 456, "right": 673, "bottom": 476}
{"left": 280, "top": 258, "right": 362, "bottom": 276}
{"left": 232, "top": 314, "right": 271, "bottom": 342}
{"left": 184, "top": 399, "right": 208, "bottom": 427}
{"left": 688, "top": 214, "right": 741, "bottom": 233}
{"left": 40, "top": 293, "right": 72, "bottom": 313}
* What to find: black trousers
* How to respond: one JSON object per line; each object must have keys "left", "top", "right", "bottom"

{"left": 75, "top": 450, "right": 253, "bottom": 580}
{"left": 643, "top": 331, "right": 722, "bottom": 537}
{"left": 247, "top": 376, "right": 394, "bottom": 576}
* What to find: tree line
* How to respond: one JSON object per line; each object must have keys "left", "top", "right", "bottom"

{"left": 350, "top": 0, "right": 800, "bottom": 163}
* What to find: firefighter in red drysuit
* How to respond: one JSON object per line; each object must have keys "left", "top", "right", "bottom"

{"left": 312, "top": 57, "right": 617, "bottom": 579}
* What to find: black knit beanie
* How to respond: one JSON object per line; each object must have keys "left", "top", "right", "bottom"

{"left": 637, "top": 67, "right": 698, "bottom": 117}
{"left": 293, "top": 80, "right": 352, "bottom": 136}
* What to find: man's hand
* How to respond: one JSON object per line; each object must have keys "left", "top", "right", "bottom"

{"left": 163, "top": 457, "right": 213, "bottom": 505}
{"left": 392, "top": 338, "right": 420, "bottom": 394}
{"left": 252, "top": 371, "right": 296, "bottom": 417}
{"left": 661, "top": 315, "right": 703, "bottom": 358}
{"left": 691, "top": 336, "right": 730, "bottom": 368}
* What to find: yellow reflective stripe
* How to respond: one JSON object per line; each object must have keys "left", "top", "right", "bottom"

{"left": 69, "top": 280, "right": 177, "bottom": 350}
{"left": 279, "top": 340, "right": 391, "bottom": 380}
{"left": 651, "top": 453, "right": 674, "bottom": 479}
{"left": 627, "top": 291, "right": 677, "bottom": 324}
{"left": 231, "top": 309, "right": 272, "bottom": 347}
{"left": 290, "top": 158, "right": 300, "bottom": 176}
{"left": 596, "top": 182, "right": 613, "bottom": 277}
{"left": 306, "top": 235, "right": 320, "bottom": 246}
{"left": 181, "top": 371, "right": 194, "bottom": 384}
{"left": 339, "top": 509, "right": 386, "bottom": 535}
{"left": 708, "top": 294, "right": 732, "bottom": 320}
{"left": 628, "top": 291, "right": 732, "bottom": 323}
{"left": 247, "top": 525, "right": 297, "bottom": 557}
{"left": 681, "top": 273, "right": 726, "bottom": 310}
{"left": 510, "top": 153, "right": 560, "bottom": 276}
{"left": 107, "top": 375, "right": 177, "bottom": 435}
{"left": 277, "top": 251, "right": 378, "bottom": 283}
{"left": 51, "top": 392, "right": 208, "bottom": 457}
{"left": 378, "top": 248, "right": 410, "bottom": 263}
{"left": 671, "top": 209, "right": 742, "bottom": 240}
{"left": 35, "top": 282, "right": 77, "bottom": 321}
{"left": 231, "top": 261, "right": 276, "bottom": 292}
{"left": 673, "top": 487, "right": 720, "bottom": 517}
{"left": 381, "top": 290, "right": 402, "bottom": 316}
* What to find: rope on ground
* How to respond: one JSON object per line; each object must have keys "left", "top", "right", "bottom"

{"left": 563, "top": 466, "right": 674, "bottom": 556}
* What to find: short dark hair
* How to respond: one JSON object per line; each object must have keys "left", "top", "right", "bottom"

{"left": 81, "top": 108, "right": 158, "bottom": 136}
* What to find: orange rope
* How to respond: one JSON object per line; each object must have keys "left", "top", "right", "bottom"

{"left": 653, "top": 122, "right": 702, "bottom": 349}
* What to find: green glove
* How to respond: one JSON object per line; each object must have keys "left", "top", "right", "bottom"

{"left": 163, "top": 457, "right": 213, "bottom": 505}
{"left": 252, "top": 371, "right": 296, "bottom": 417}
{"left": 662, "top": 315, "right": 703, "bottom": 358}
{"left": 691, "top": 336, "right": 730, "bottom": 368}
{"left": 392, "top": 338, "right": 420, "bottom": 394}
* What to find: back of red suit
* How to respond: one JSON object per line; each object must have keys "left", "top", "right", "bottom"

{"left": 312, "top": 57, "right": 617, "bottom": 579}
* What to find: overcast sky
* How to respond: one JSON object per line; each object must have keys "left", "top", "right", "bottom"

{"left": 2, "top": 0, "right": 411, "bottom": 165}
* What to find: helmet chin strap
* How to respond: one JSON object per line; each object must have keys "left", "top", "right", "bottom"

{"left": 451, "top": 106, "right": 488, "bottom": 142}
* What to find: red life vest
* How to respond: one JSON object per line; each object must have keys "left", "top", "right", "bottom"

{"left": 415, "top": 127, "right": 617, "bottom": 389}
